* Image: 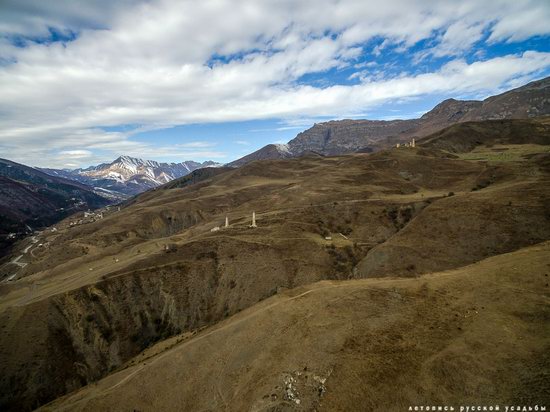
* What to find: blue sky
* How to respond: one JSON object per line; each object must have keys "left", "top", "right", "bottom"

{"left": 0, "top": 0, "right": 549, "bottom": 168}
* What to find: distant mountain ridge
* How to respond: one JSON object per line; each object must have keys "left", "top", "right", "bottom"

{"left": 0, "top": 158, "right": 111, "bottom": 255}
{"left": 40, "top": 156, "right": 223, "bottom": 197}
{"left": 228, "top": 76, "right": 550, "bottom": 166}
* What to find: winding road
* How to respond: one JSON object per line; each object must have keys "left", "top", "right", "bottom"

{"left": 2, "top": 235, "right": 38, "bottom": 282}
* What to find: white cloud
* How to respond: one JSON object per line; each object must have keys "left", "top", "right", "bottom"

{"left": 176, "top": 141, "right": 216, "bottom": 148}
{"left": 59, "top": 149, "right": 93, "bottom": 158}
{"left": 488, "top": 2, "right": 550, "bottom": 43}
{"left": 414, "top": 21, "right": 486, "bottom": 61}
{"left": 0, "top": 0, "right": 140, "bottom": 37}
{"left": 0, "top": 0, "right": 549, "bottom": 167}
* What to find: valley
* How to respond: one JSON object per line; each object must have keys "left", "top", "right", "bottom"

{"left": 40, "top": 241, "right": 550, "bottom": 411}
{"left": 2, "top": 3, "right": 550, "bottom": 411}
{"left": 0, "top": 159, "right": 112, "bottom": 258}
{"left": 0, "top": 117, "right": 549, "bottom": 410}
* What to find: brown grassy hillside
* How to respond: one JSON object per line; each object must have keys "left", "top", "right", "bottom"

{"left": 418, "top": 118, "right": 550, "bottom": 153}
{"left": 41, "top": 242, "right": 550, "bottom": 411}
{"left": 1, "top": 137, "right": 550, "bottom": 410}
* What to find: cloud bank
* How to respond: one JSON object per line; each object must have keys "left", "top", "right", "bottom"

{"left": 0, "top": 0, "right": 549, "bottom": 167}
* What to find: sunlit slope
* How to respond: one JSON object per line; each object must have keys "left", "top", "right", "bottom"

{"left": 1, "top": 136, "right": 550, "bottom": 410}
{"left": 42, "top": 242, "right": 550, "bottom": 411}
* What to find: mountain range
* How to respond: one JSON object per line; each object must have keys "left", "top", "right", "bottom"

{"left": 1, "top": 76, "right": 548, "bottom": 260}
{"left": 0, "top": 158, "right": 111, "bottom": 256}
{"left": 228, "top": 76, "right": 550, "bottom": 166}
{"left": 0, "top": 156, "right": 222, "bottom": 257}
{"left": 40, "top": 156, "right": 222, "bottom": 198}
{"left": 1, "top": 114, "right": 549, "bottom": 410}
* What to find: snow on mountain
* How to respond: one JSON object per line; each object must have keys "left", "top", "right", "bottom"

{"left": 39, "top": 156, "right": 223, "bottom": 197}
{"left": 228, "top": 76, "right": 550, "bottom": 167}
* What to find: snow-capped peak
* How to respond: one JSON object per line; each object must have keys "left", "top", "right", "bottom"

{"left": 77, "top": 155, "right": 223, "bottom": 190}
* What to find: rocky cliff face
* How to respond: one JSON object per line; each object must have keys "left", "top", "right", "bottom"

{"left": 462, "top": 76, "right": 550, "bottom": 121}
{"left": 229, "top": 76, "right": 550, "bottom": 166}
{"left": 287, "top": 119, "right": 420, "bottom": 155}
{"left": 418, "top": 99, "right": 482, "bottom": 132}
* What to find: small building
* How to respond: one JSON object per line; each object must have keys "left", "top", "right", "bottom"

{"left": 210, "top": 226, "right": 221, "bottom": 232}
{"left": 164, "top": 243, "right": 177, "bottom": 253}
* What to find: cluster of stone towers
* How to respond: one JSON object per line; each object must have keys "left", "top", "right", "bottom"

{"left": 396, "top": 138, "right": 416, "bottom": 149}
{"left": 211, "top": 212, "right": 257, "bottom": 232}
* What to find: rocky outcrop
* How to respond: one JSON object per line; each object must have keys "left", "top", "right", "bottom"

{"left": 287, "top": 119, "right": 420, "bottom": 155}
{"left": 229, "top": 76, "right": 550, "bottom": 166}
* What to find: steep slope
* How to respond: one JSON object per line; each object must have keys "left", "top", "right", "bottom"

{"left": 0, "top": 158, "right": 111, "bottom": 257}
{"left": 227, "top": 144, "right": 294, "bottom": 167}
{"left": 229, "top": 76, "right": 550, "bottom": 166}
{"left": 161, "top": 166, "right": 233, "bottom": 190}
{"left": 416, "top": 98, "right": 482, "bottom": 135}
{"left": 418, "top": 118, "right": 550, "bottom": 153}
{"left": 41, "top": 242, "right": 550, "bottom": 411}
{"left": 462, "top": 76, "right": 550, "bottom": 121}
{"left": 41, "top": 156, "right": 222, "bottom": 197}
{"left": 287, "top": 118, "right": 420, "bottom": 155}
{"left": 1, "top": 137, "right": 549, "bottom": 410}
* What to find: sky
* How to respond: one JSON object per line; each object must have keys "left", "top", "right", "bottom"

{"left": 0, "top": 0, "right": 549, "bottom": 168}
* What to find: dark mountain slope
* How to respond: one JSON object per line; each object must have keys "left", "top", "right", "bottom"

{"left": 0, "top": 158, "right": 111, "bottom": 256}
{"left": 162, "top": 166, "right": 233, "bottom": 190}
{"left": 418, "top": 118, "right": 550, "bottom": 153}
{"left": 227, "top": 144, "right": 294, "bottom": 167}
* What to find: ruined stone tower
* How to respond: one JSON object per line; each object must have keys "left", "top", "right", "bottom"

{"left": 251, "top": 211, "right": 257, "bottom": 228}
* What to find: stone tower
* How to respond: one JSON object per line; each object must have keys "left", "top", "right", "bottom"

{"left": 251, "top": 211, "right": 257, "bottom": 228}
